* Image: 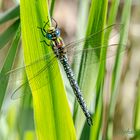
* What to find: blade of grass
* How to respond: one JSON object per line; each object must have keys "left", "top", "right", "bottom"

{"left": 74, "top": 0, "right": 108, "bottom": 138}
{"left": 101, "top": 0, "right": 120, "bottom": 139}
{"left": 0, "top": 5, "right": 19, "bottom": 24}
{"left": 107, "top": 0, "right": 120, "bottom": 25}
{"left": 73, "top": 0, "right": 90, "bottom": 125}
{"left": 0, "top": 19, "right": 20, "bottom": 49}
{"left": 50, "top": 0, "right": 56, "bottom": 17}
{"left": 0, "top": 23, "right": 20, "bottom": 110}
{"left": 15, "top": 81, "right": 34, "bottom": 140}
{"left": 20, "top": 0, "right": 76, "bottom": 139}
{"left": 133, "top": 74, "right": 140, "bottom": 139}
{"left": 106, "top": 0, "right": 132, "bottom": 139}
{"left": 80, "top": 122, "right": 91, "bottom": 140}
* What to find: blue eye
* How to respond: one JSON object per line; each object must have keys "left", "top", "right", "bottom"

{"left": 55, "top": 29, "right": 60, "bottom": 36}
{"left": 46, "top": 33, "right": 52, "bottom": 40}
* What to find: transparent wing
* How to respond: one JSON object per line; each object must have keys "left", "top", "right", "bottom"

{"left": 11, "top": 57, "right": 57, "bottom": 99}
{"left": 65, "top": 24, "right": 123, "bottom": 51}
{"left": 0, "top": 52, "right": 58, "bottom": 99}
{"left": 7, "top": 51, "right": 55, "bottom": 73}
{"left": 9, "top": 73, "right": 32, "bottom": 100}
{"left": 66, "top": 44, "right": 127, "bottom": 66}
{"left": 64, "top": 24, "right": 126, "bottom": 65}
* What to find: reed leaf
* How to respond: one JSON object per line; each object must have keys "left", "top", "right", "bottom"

{"left": 20, "top": 0, "right": 76, "bottom": 139}
{"left": 0, "top": 5, "right": 19, "bottom": 24}
{"left": 74, "top": 0, "right": 108, "bottom": 138}
{"left": 0, "top": 22, "right": 20, "bottom": 110}
{"left": 106, "top": 0, "right": 132, "bottom": 139}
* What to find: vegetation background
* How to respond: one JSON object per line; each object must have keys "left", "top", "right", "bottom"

{"left": 0, "top": 0, "right": 140, "bottom": 140}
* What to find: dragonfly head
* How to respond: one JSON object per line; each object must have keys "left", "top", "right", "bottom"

{"left": 46, "top": 27, "right": 60, "bottom": 40}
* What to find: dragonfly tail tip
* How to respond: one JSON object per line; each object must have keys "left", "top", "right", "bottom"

{"left": 87, "top": 117, "right": 93, "bottom": 126}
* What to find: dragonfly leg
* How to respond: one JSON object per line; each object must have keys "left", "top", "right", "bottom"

{"left": 43, "top": 20, "right": 49, "bottom": 31}
{"left": 37, "top": 27, "right": 46, "bottom": 37}
{"left": 51, "top": 17, "right": 58, "bottom": 28}
{"left": 43, "top": 16, "right": 49, "bottom": 28}
{"left": 37, "top": 19, "right": 49, "bottom": 37}
{"left": 40, "top": 40, "right": 49, "bottom": 46}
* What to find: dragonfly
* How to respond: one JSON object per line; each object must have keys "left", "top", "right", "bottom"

{"left": 1, "top": 18, "right": 126, "bottom": 126}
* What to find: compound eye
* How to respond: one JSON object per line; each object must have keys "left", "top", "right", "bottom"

{"left": 55, "top": 28, "right": 60, "bottom": 37}
{"left": 46, "top": 33, "right": 52, "bottom": 40}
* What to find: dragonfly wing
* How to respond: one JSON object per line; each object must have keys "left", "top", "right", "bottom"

{"left": 10, "top": 76, "right": 32, "bottom": 100}
{"left": 0, "top": 53, "right": 58, "bottom": 99}
{"left": 66, "top": 43, "right": 127, "bottom": 65}
{"left": 64, "top": 24, "right": 124, "bottom": 51}
{"left": 6, "top": 51, "right": 55, "bottom": 74}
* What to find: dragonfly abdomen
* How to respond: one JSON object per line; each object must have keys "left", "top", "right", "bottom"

{"left": 60, "top": 56, "right": 93, "bottom": 126}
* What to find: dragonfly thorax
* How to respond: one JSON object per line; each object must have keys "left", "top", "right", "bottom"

{"left": 51, "top": 37, "right": 64, "bottom": 49}
{"left": 51, "top": 37, "right": 66, "bottom": 58}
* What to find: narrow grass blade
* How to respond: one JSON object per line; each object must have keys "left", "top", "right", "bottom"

{"left": 16, "top": 91, "right": 35, "bottom": 140}
{"left": 74, "top": 0, "right": 108, "bottom": 138}
{"left": 107, "top": 0, "right": 120, "bottom": 25}
{"left": 0, "top": 19, "right": 20, "bottom": 49}
{"left": 50, "top": 0, "right": 56, "bottom": 17}
{"left": 0, "top": 24, "right": 20, "bottom": 110}
{"left": 106, "top": 0, "right": 132, "bottom": 139}
{"left": 20, "top": 0, "right": 76, "bottom": 139}
{"left": 72, "top": 0, "right": 90, "bottom": 75}
{"left": 79, "top": 123, "right": 90, "bottom": 140}
{"left": 0, "top": 5, "right": 19, "bottom": 24}
{"left": 100, "top": 0, "right": 121, "bottom": 139}
{"left": 133, "top": 74, "right": 140, "bottom": 139}
{"left": 105, "top": 0, "right": 120, "bottom": 40}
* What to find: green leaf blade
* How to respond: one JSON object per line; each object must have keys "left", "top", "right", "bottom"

{"left": 0, "top": 23, "right": 20, "bottom": 110}
{"left": 0, "top": 5, "right": 19, "bottom": 24}
{"left": 74, "top": 0, "right": 108, "bottom": 138}
{"left": 0, "top": 19, "right": 20, "bottom": 49}
{"left": 20, "top": 0, "right": 76, "bottom": 139}
{"left": 106, "top": 0, "right": 132, "bottom": 139}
